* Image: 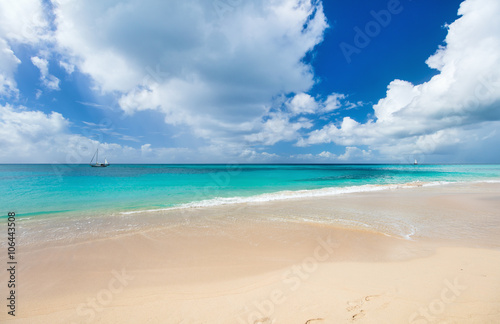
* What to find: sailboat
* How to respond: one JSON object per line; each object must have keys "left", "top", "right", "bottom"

{"left": 414, "top": 159, "right": 418, "bottom": 165}
{"left": 90, "top": 149, "right": 109, "bottom": 167}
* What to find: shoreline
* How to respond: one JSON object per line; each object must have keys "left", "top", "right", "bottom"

{"left": 8, "top": 181, "right": 500, "bottom": 250}
{"left": 118, "top": 180, "right": 448, "bottom": 215}
{"left": 3, "top": 176, "right": 500, "bottom": 222}
{"left": 1, "top": 181, "right": 499, "bottom": 323}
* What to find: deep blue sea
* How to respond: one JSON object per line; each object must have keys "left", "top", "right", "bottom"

{"left": 1, "top": 164, "right": 500, "bottom": 220}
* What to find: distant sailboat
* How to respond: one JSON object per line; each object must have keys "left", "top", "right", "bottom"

{"left": 414, "top": 159, "right": 418, "bottom": 165}
{"left": 90, "top": 149, "right": 109, "bottom": 167}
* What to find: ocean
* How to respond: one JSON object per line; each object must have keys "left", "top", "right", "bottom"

{"left": 2, "top": 164, "right": 500, "bottom": 220}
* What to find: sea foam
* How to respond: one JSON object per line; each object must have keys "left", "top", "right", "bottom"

{"left": 120, "top": 180, "right": 449, "bottom": 215}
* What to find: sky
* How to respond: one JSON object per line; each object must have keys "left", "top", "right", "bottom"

{"left": 0, "top": 0, "right": 499, "bottom": 164}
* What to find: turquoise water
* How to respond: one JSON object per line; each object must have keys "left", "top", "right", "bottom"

{"left": 1, "top": 164, "right": 500, "bottom": 219}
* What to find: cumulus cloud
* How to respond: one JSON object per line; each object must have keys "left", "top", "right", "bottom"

{"left": 59, "top": 61, "right": 75, "bottom": 74}
{"left": 0, "top": 39, "right": 20, "bottom": 96}
{"left": 239, "top": 149, "right": 280, "bottom": 162}
{"left": 244, "top": 90, "right": 357, "bottom": 147}
{"left": 285, "top": 92, "right": 354, "bottom": 116}
{"left": 323, "top": 93, "right": 347, "bottom": 112}
{"left": 31, "top": 56, "right": 60, "bottom": 90}
{"left": 0, "top": 0, "right": 49, "bottom": 44}
{"left": 2, "top": 0, "right": 499, "bottom": 163}
{"left": 52, "top": 0, "right": 328, "bottom": 140}
{"left": 245, "top": 113, "right": 313, "bottom": 145}
{"left": 291, "top": 147, "right": 371, "bottom": 162}
{"left": 0, "top": 0, "right": 49, "bottom": 96}
{"left": 287, "top": 93, "right": 318, "bottom": 115}
{"left": 318, "top": 151, "right": 336, "bottom": 159}
{"left": 337, "top": 146, "right": 372, "bottom": 161}
{"left": 300, "top": 0, "right": 500, "bottom": 160}
{"left": 0, "top": 104, "right": 286, "bottom": 163}
{"left": 0, "top": 104, "right": 199, "bottom": 163}
{"left": 0, "top": 104, "right": 71, "bottom": 161}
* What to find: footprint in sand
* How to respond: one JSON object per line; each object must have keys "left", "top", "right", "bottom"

{"left": 254, "top": 317, "right": 273, "bottom": 324}
{"left": 364, "top": 294, "right": 380, "bottom": 301}
{"left": 351, "top": 310, "right": 365, "bottom": 321}
{"left": 347, "top": 294, "right": 383, "bottom": 321}
{"left": 346, "top": 294, "right": 381, "bottom": 311}
{"left": 346, "top": 300, "right": 363, "bottom": 312}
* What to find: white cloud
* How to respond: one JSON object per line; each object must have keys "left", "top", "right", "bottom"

{"left": 239, "top": 149, "right": 280, "bottom": 161}
{"left": 2, "top": 0, "right": 499, "bottom": 163}
{"left": 243, "top": 90, "right": 356, "bottom": 147}
{"left": 0, "top": 104, "right": 194, "bottom": 163}
{"left": 337, "top": 146, "right": 371, "bottom": 161}
{"left": 322, "top": 93, "right": 346, "bottom": 112}
{"left": 31, "top": 56, "right": 60, "bottom": 90}
{"left": 59, "top": 61, "right": 75, "bottom": 74}
{"left": 0, "top": 39, "right": 20, "bottom": 96}
{"left": 245, "top": 113, "right": 313, "bottom": 145}
{"left": 52, "top": 0, "right": 328, "bottom": 142}
{"left": 300, "top": 0, "right": 500, "bottom": 160}
{"left": 0, "top": 0, "right": 49, "bottom": 44}
{"left": 290, "top": 148, "right": 370, "bottom": 162}
{"left": 285, "top": 92, "right": 353, "bottom": 116}
{"left": 30, "top": 56, "right": 49, "bottom": 76}
{"left": 0, "top": 104, "right": 289, "bottom": 163}
{"left": 0, "top": 0, "right": 49, "bottom": 96}
{"left": 291, "top": 153, "right": 314, "bottom": 160}
{"left": 140, "top": 143, "right": 152, "bottom": 154}
{"left": 287, "top": 93, "right": 318, "bottom": 115}
{"left": 318, "top": 151, "right": 336, "bottom": 159}
{"left": 0, "top": 104, "right": 70, "bottom": 161}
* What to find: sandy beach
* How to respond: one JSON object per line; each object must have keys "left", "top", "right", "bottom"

{"left": 2, "top": 182, "right": 500, "bottom": 323}
{"left": 2, "top": 0, "right": 500, "bottom": 322}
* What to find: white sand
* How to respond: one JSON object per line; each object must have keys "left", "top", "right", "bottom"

{"left": 1, "top": 182, "right": 500, "bottom": 323}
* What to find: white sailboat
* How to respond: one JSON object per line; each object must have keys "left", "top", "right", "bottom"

{"left": 414, "top": 159, "right": 418, "bottom": 165}
{"left": 90, "top": 149, "right": 109, "bottom": 167}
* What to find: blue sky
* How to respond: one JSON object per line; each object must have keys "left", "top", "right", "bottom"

{"left": 1, "top": 0, "right": 499, "bottom": 163}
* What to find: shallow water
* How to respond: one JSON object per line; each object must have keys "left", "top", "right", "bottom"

{"left": 2, "top": 164, "right": 500, "bottom": 219}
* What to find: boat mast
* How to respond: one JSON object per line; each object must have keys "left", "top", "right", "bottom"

{"left": 90, "top": 149, "right": 97, "bottom": 165}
